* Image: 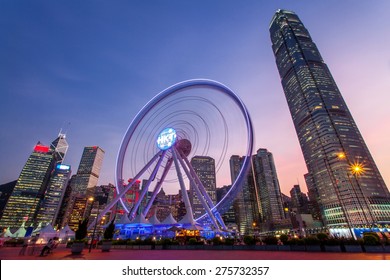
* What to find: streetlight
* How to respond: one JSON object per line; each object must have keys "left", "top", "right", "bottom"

{"left": 88, "top": 197, "right": 100, "bottom": 253}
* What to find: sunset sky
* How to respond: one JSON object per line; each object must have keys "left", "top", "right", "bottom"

{"left": 1, "top": 0, "right": 389, "bottom": 195}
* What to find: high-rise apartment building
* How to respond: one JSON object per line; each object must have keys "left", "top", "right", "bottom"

{"left": 270, "top": 9, "right": 390, "bottom": 227}
{"left": 190, "top": 156, "right": 217, "bottom": 219}
{"left": 253, "top": 148, "right": 287, "bottom": 231}
{"left": 36, "top": 164, "right": 71, "bottom": 226}
{"left": 0, "top": 133, "right": 68, "bottom": 228}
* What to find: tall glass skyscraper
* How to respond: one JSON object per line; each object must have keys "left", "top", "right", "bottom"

{"left": 71, "top": 146, "right": 105, "bottom": 196}
{"left": 0, "top": 134, "right": 68, "bottom": 228}
{"left": 190, "top": 156, "right": 217, "bottom": 219}
{"left": 36, "top": 164, "right": 71, "bottom": 227}
{"left": 270, "top": 9, "right": 390, "bottom": 227}
{"left": 252, "top": 148, "right": 287, "bottom": 231}
{"left": 230, "top": 155, "right": 259, "bottom": 234}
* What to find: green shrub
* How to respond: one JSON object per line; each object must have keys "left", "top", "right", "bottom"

{"left": 224, "top": 238, "right": 235, "bottom": 246}
{"left": 287, "top": 238, "right": 305, "bottom": 245}
{"left": 243, "top": 235, "right": 256, "bottom": 245}
{"left": 316, "top": 232, "right": 328, "bottom": 242}
{"left": 325, "top": 238, "right": 341, "bottom": 246}
{"left": 279, "top": 234, "right": 289, "bottom": 244}
{"left": 263, "top": 236, "right": 278, "bottom": 245}
{"left": 112, "top": 239, "right": 127, "bottom": 245}
{"left": 211, "top": 237, "right": 224, "bottom": 246}
{"left": 188, "top": 238, "right": 199, "bottom": 245}
{"left": 363, "top": 232, "right": 380, "bottom": 246}
{"left": 304, "top": 236, "right": 321, "bottom": 245}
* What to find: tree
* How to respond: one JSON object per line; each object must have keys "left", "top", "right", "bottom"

{"left": 75, "top": 218, "right": 89, "bottom": 241}
{"left": 103, "top": 219, "right": 115, "bottom": 240}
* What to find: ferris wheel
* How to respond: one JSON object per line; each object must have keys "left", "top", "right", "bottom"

{"left": 89, "top": 79, "right": 254, "bottom": 231}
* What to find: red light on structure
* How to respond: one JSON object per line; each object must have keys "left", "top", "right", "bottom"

{"left": 34, "top": 144, "right": 50, "bottom": 153}
{"left": 127, "top": 178, "right": 141, "bottom": 184}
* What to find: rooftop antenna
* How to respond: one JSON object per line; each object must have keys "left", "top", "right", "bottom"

{"left": 62, "top": 122, "right": 71, "bottom": 136}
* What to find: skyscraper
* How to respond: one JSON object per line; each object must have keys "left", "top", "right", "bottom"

{"left": 0, "top": 180, "right": 17, "bottom": 221}
{"left": 71, "top": 146, "right": 105, "bottom": 196}
{"left": 190, "top": 156, "right": 217, "bottom": 219}
{"left": 65, "top": 146, "right": 104, "bottom": 228}
{"left": 252, "top": 148, "right": 287, "bottom": 231}
{"left": 230, "top": 155, "right": 259, "bottom": 234}
{"left": 270, "top": 10, "right": 390, "bottom": 227}
{"left": 36, "top": 164, "right": 71, "bottom": 227}
{"left": 0, "top": 139, "right": 63, "bottom": 228}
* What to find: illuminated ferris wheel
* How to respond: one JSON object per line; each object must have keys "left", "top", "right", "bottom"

{"left": 89, "top": 79, "right": 253, "bottom": 231}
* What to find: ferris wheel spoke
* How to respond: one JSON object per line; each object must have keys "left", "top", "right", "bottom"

{"left": 88, "top": 150, "right": 163, "bottom": 230}
{"left": 142, "top": 157, "right": 173, "bottom": 217}
{"left": 171, "top": 147, "right": 194, "bottom": 219}
{"left": 129, "top": 150, "right": 167, "bottom": 220}
{"left": 177, "top": 148, "right": 227, "bottom": 230}
{"left": 174, "top": 146, "right": 222, "bottom": 231}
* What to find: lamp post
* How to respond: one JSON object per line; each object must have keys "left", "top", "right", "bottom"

{"left": 88, "top": 197, "right": 100, "bottom": 253}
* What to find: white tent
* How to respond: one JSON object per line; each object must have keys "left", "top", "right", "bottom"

{"left": 32, "top": 222, "right": 42, "bottom": 236}
{"left": 117, "top": 214, "right": 132, "bottom": 225}
{"left": 13, "top": 222, "right": 26, "bottom": 238}
{"left": 3, "top": 227, "right": 14, "bottom": 238}
{"left": 130, "top": 213, "right": 150, "bottom": 225}
{"left": 39, "top": 224, "right": 58, "bottom": 241}
{"left": 161, "top": 213, "right": 177, "bottom": 225}
{"left": 148, "top": 213, "right": 161, "bottom": 225}
{"left": 178, "top": 212, "right": 197, "bottom": 225}
{"left": 59, "top": 225, "right": 75, "bottom": 240}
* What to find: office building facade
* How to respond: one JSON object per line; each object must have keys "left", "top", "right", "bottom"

{"left": 0, "top": 138, "right": 63, "bottom": 228}
{"left": 230, "top": 155, "right": 260, "bottom": 234}
{"left": 36, "top": 164, "right": 71, "bottom": 226}
{"left": 253, "top": 148, "right": 287, "bottom": 231}
{"left": 71, "top": 146, "right": 104, "bottom": 196}
{"left": 270, "top": 9, "right": 390, "bottom": 227}
{"left": 190, "top": 156, "right": 217, "bottom": 219}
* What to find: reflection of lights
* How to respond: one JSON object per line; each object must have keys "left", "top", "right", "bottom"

{"left": 351, "top": 163, "right": 364, "bottom": 175}
{"left": 337, "top": 152, "right": 346, "bottom": 159}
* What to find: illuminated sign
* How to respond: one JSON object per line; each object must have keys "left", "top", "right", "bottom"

{"left": 156, "top": 128, "right": 177, "bottom": 150}
{"left": 34, "top": 144, "right": 50, "bottom": 153}
{"left": 56, "top": 164, "right": 70, "bottom": 171}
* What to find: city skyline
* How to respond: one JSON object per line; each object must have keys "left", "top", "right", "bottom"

{"left": 1, "top": 1, "right": 390, "bottom": 195}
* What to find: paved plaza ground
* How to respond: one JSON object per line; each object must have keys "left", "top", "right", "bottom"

{"left": 1, "top": 244, "right": 389, "bottom": 260}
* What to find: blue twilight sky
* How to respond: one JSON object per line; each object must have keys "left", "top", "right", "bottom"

{"left": 1, "top": 0, "right": 390, "bottom": 195}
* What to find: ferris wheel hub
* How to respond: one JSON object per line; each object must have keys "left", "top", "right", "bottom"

{"left": 175, "top": 139, "right": 192, "bottom": 157}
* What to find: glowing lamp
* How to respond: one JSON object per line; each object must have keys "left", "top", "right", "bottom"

{"left": 351, "top": 163, "right": 364, "bottom": 175}
{"left": 337, "top": 152, "right": 346, "bottom": 159}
